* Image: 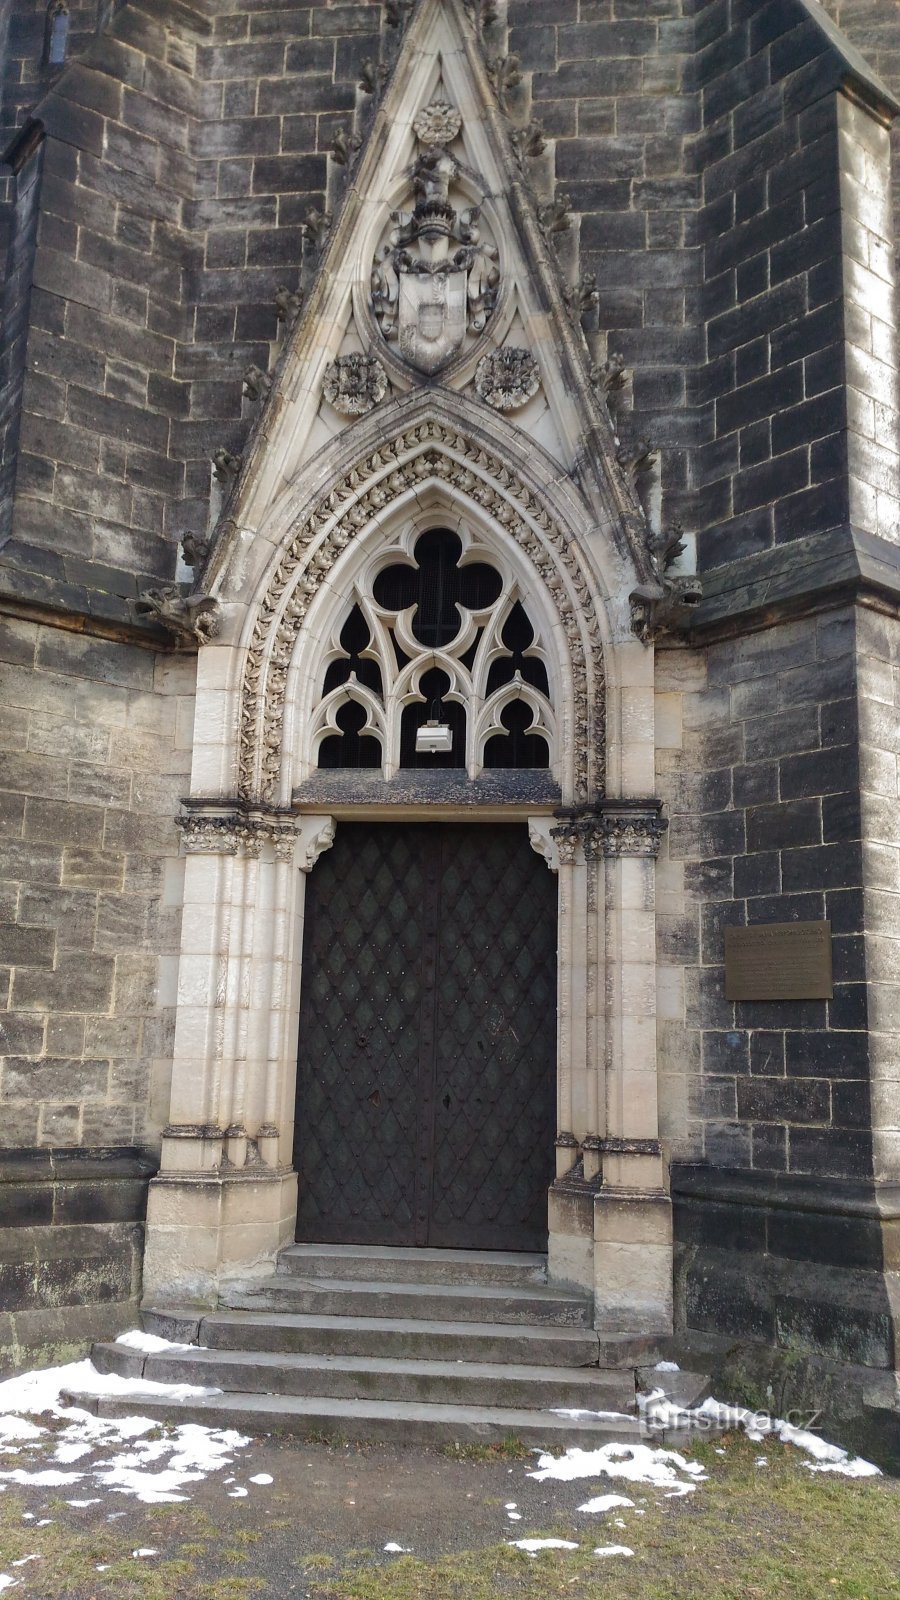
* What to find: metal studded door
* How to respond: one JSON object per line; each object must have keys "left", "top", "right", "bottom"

{"left": 294, "top": 823, "right": 557, "bottom": 1250}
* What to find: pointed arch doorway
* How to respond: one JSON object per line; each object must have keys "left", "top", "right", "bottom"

{"left": 294, "top": 819, "right": 558, "bottom": 1250}
{"left": 292, "top": 524, "right": 560, "bottom": 1251}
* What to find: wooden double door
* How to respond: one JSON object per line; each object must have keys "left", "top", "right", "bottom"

{"left": 293, "top": 822, "right": 558, "bottom": 1250}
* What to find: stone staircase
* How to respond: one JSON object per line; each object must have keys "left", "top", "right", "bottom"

{"left": 72, "top": 1245, "right": 708, "bottom": 1447}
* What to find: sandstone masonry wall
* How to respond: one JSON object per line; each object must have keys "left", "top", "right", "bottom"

{"left": 0, "top": 615, "right": 194, "bottom": 1150}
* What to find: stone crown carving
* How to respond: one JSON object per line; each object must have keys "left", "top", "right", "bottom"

{"left": 475, "top": 347, "right": 541, "bottom": 412}
{"left": 370, "top": 98, "right": 500, "bottom": 374}
{"left": 323, "top": 353, "right": 389, "bottom": 416}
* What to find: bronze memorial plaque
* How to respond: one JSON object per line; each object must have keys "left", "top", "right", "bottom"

{"left": 724, "top": 921, "right": 833, "bottom": 1002}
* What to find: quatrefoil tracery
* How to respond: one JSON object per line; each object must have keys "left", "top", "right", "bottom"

{"left": 312, "top": 527, "right": 556, "bottom": 778}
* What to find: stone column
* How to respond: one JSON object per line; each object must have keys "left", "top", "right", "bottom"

{"left": 141, "top": 805, "right": 334, "bottom": 1307}
{"left": 538, "top": 812, "right": 602, "bottom": 1295}
{"left": 592, "top": 799, "right": 673, "bottom": 1335}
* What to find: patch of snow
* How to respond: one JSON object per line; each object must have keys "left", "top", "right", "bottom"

{"left": 594, "top": 1544, "right": 633, "bottom": 1557}
{"left": 693, "top": 1399, "right": 880, "bottom": 1478}
{"left": 530, "top": 1442, "right": 706, "bottom": 1493}
{"left": 551, "top": 1409, "right": 634, "bottom": 1422}
{"left": 67, "top": 1499, "right": 101, "bottom": 1507}
{"left": 132, "top": 1547, "right": 158, "bottom": 1558}
{"left": 10, "top": 1558, "right": 39, "bottom": 1567}
{"left": 505, "top": 1502, "right": 517, "bottom": 1510}
{"left": 578, "top": 1494, "right": 635, "bottom": 1515}
{"left": 227, "top": 1487, "right": 248, "bottom": 1498}
{"left": 507, "top": 1511, "right": 522, "bottom": 1521}
{"left": 509, "top": 1538, "right": 579, "bottom": 1557}
{"left": 654, "top": 1362, "right": 680, "bottom": 1372}
{"left": 249, "top": 1473, "right": 273, "bottom": 1485}
{"left": 115, "top": 1330, "right": 196, "bottom": 1354}
{"left": 0, "top": 1577, "right": 17, "bottom": 1592}
{"left": 383, "top": 1543, "right": 411, "bottom": 1553}
{"left": 0, "top": 1469, "right": 83, "bottom": 1487}
{"left": 0, "top": 1357, "right": 250, "bottom": 1509}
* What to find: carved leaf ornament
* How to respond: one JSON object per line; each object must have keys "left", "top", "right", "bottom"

{"left": 238, "top": 423, "right": 605, "bottom": 805}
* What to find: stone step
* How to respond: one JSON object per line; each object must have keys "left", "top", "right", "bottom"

{"left": 218, "top": 1276, "right": 592, "bottom": 1328}
{"left": 143, "top": 1308, "right": 602, "bottom": 1367}
{"left": 63, "top": 1388, "right": 646, "bottom": 1448}
{"left": 278, "top": 1243, "right": 548, "bottom": 1288}
{"left": 92, "top": 1341, "right": 635, "bottom": 1411}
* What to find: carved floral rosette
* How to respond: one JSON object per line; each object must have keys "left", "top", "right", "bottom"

{"left": 237, "top": 422, "right": 605, "bottom": 807}
{"left": 323, "top": 353, "right": 389, "bottom": 416}
{"left": 412, "top": 100, "right": 462, "bottom": 145}
{"left": 474, "top": 348, "right": 541, "bottom": 412}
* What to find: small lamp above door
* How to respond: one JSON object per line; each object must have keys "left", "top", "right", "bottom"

{"left": 415, "top": 699, "right": 454, "bottom": 755}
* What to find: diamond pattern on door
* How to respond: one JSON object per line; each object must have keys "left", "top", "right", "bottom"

{"left": 294, "top": 823, "right": 557, "bottom": 1249}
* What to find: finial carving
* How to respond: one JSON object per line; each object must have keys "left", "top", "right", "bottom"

{"left": 330, "top": 125, "right": 361, "bottom": 165}
{"left": 275, "top": 285, "right": 303, "bottom": 324}
{"left": 510, "top": 120, "right": 546, "bottom": 164}
{"left": 181, "top": 532, "right": 210, "bottom": 571}
{"left": 486, "top": 54, "right": 522, "bottom": 113}
{"left": 359, "top": 58, "right": 388, "bottom": 94}
{"left": 537, "top": 194, "right": 572, "bottom": 240}
{"left": 301, "top": 207, "right": 332, "bottom": 249}
{"left": 213, "top": 448, "right": 241, "bottom": 483}
{"left": 243, "top": 364, "right": 272, "bottom": 402}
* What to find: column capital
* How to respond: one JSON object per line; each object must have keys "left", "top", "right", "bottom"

{"left": 176, "top": 800, "right": 302, "bottom": 859}
{"left": 594, "top": 798, "right": 667, "bottom": 858}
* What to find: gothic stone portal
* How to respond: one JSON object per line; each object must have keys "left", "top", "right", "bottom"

{"left": 294, "top": 822, "right": 558, "bottom": 1250}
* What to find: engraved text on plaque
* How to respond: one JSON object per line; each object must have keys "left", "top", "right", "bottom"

{"left": 724, "top": 921, "right": 833, "bottom": 1002}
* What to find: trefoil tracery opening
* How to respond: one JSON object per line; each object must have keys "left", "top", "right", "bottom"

{"left": 313, "top": 527, "right": 555, "bottom": 778}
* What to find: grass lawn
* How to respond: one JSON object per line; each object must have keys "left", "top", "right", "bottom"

{"left": 0, "top": 1433, "right": 897, "bottom": 1599}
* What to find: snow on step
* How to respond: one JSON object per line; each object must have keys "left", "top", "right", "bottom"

{"left": 91, "top": 1342, "right": 635, "bottom": 1411}
{"left": 65, "top": 1389, "right": 645, "bottom": 1448}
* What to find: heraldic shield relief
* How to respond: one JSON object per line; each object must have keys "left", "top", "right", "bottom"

{"left": 371, "top": 99, "right": 500, "bottom": 375}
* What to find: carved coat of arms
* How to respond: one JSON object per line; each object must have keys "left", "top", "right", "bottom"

{"left": 371, "top": 101, "right": 500, "bottom": 376}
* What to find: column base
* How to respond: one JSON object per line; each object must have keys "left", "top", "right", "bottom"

{"left": 548, "top": 1173, "right": 597, "bottom": 1296}
{"left": 593, "top": 1188, "right": 673, "bottom": 1335}
{"left": 141, "top": 1168, "right": 297, "bottom": 1308}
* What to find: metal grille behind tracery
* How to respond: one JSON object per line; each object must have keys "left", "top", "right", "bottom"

{"left": 294, "top": 822, "right": 558, "bottom": 1250}
{"left": 313, "top": 528, "right": 555, "bottom": 778}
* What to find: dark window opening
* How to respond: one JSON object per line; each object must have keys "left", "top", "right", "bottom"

{"left": 400, "top": 667, "right": 466, "bottom": 769}
{"left": 483, "top": 699, "right": 550, "bottom": 769}
{"left": 318, "top": 700, "right": 382, "bottom": 770}
{"left": 486, "top": 601, "right": 550, "bottom": 696}
{"left": 373, "top": 528, "right": 502, "bottom": 648}
{"left": 322, "top": 605, "right": 383, "bottom": 696}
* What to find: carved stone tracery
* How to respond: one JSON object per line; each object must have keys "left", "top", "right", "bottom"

{"left": 238, "top": 422, "right": 605, "bottom": 806}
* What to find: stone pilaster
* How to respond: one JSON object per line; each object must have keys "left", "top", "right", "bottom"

{"left": 142, "top": 803, "right": 335, "bottom": 1307}
{"left": 593, "top": 798, "right": 673, "bottom": 1334}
